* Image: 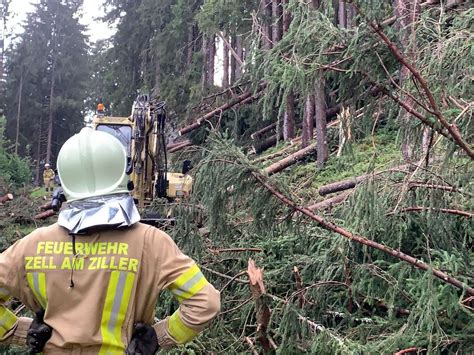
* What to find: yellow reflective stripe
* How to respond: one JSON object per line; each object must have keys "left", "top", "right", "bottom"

{"left": 169, "top": 264, "right": 208, "bottom": 302}
{"left": 26, "top": 272, "right": 47, "bottom": 309}
{"left": 0, "top": 288, "right": 10, "bottom": 302}
{"left": 99, "top": 271, "right": 136, "bottom": 355}
{"left": 167, "top": 311, "right": 197, "bottom": 344}
{"left": 0, "top": 307, "right": 17, "bottom": 338}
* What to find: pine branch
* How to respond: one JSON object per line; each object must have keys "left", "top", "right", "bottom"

{"left": 179, "top": 83, "right": 266, "bottom": 136}
{"left": 394, "top": 207, "right": 473, "bottom": 218}
{"left": 251, "top": 172, "right": 474, "bottom": 296}
{"left": 355, "top": 6, "right": 474, "bottom": 159}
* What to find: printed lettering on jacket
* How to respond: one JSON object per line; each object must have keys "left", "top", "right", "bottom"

{"left": 24, "top": 241, "right": 139, "bottom": 272}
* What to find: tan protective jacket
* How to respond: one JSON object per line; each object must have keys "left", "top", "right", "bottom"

{"left": 43, "top": 168, "right": 55, "bottom": 181}
{"left": 0, "top": 222, "right": 220, "bottom": 354}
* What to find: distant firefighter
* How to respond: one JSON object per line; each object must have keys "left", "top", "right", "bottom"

{"left": 42, "top": 163, "right": 55, "bottom": 192}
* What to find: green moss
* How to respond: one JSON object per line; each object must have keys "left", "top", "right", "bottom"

{"left": 279, "top": 131, "right": 402, "bottom": 199}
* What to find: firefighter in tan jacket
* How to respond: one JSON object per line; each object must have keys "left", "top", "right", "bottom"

{"left": 0, "top": 128, "right": 220, "bottom": 354}
{"left": 43, "top": 163, "right": 55, "bottom": 192}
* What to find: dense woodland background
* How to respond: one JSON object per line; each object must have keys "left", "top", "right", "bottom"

{"left": 0, "top": 0, "right": 473, "bottom": 354}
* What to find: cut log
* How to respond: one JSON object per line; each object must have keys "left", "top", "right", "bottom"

{"left": 308, "top": 191, "right": 352, "bottom": 211}
{"left": 40, "top": 202, "right": 53, "bottom": 211}
{"left": 251, "top": 131, "right": 284, "bottom": 154}
{"left": 252, "top": 144, "right": 298, "bottom": 163}
{"left": 264, "top": 142, "right": 317, "bottom": 175}
{"left": 179, "top": 83, "right": 266, "bottom": 136}
{"left": 0, "top": 194, "right": 13, "bottom": 204}
{"left": 168, "top": 141, "right": 192, "bottom": 153}
{"left": 250, "top": 122, "right": 278, "bottom": 140}
{"left": 34, "top": 209, "right": 56, "bottom": 220}
{"left": 167, "top": 139, "right": 191, "bottom": 151}
{"left": 318, "top": 164, "right": 410, "bottom": 196}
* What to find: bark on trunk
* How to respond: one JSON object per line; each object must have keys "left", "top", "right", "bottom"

{"left": 346, "top": 3, "right": 356, "bottom": 28}
{"left": 179, "top": 84, "right": 265, "bottom": 135}
{"left": 338, "top": 0, "right": 347, "bottom": 28}
{"left": 308, "top": 191, "right": 351, "bottom": 211}
{"left": 318, "top": 164, "right": 410, "bottom": 196}
{"left": 235, "top": 35, "right": 243, "bottom": 81}
{"left": 208, "top": 34, "right": 216, "bottom": 87}
{"left": 46, "top": 59, "right": 55, "bottom": 165}
{"left": 282, "top": 0, "right": 291, "bottom": 32}
{"left": 251, "top": 122, "right": 278, "bottom": 140}
{"left": 283, "top": 92, "right": 295, "bottom": 141}
{"left": 34, "top": 209, "right": 56, "bottom": 220}
{"left": 252, "top": 131, "right": 284, "bottom": 155}
{"left": 262, "top": 0, "right": 273, "bottom": 50}
{"left": 314, "top": 78, "right": 328, "bottom": 167}
{"left": 201, "top": 35, "right": 210, "bottom": 89}
{"left": 230, "top": 34, "right": 237, "bottom": 83}
{"left": 15, "top": 70, "right": 23, "bottom": 155}
{"left": 34, "top": 115, "right": 43, "bottom": 185}
{"left": 264, "top": 142, "right": 317, "bottom": 175}
{"left": 301, "top": 95, "right": 315, "bottom": 148}
{"left": 282, "top": 0, "right": 294, "bottom": 141}
{"left": 393, "top": 0, "right": 420, "bottom": 162}
{"left": 222, "top": 31, "right": 229, "bottom": 87}
{"left": 186, "top": 25, "right": 194, "bottom": 66}
{"left": 272, "top": 0, "right": 283, "bottom": 43}
{"left": 152, "top": 51, "right": 161, "bottom": 98}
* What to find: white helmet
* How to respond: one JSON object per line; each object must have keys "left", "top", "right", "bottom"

{"left": 57, "top": 127, "right": 128, "bottom": 202}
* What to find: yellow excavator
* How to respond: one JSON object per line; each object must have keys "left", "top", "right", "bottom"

{"left": 91, "top": 95, "right": 193, "bottom": 223}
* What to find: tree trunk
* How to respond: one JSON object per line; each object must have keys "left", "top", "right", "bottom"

{"left": 208, "top": 34, "right": 215, "bottom": 86}
{"left": 222, "top": 31, "right": 229, "bottom": 87}
{"left": 201, "top": 35, "right": 210, "bottom": 89}
{"left": 283, "top": 92, "right": 295, "bottom": 141}
{"left": 186, "top": 25, "right": 194, "bottom": 66}
{"left": 272, "top": 0, "right": 283, "bottom": 43}
{"left": 152, "top": 51, "right": 161, "bottom": 98}
{"left": 338, "top": 0, "right": 347, "bottom": 28}
{"left": 282, "top": 0, "right": 294, "bottom": 141}
{"left": 0, "top": 2, "right": 5, "bottom": 104}
{"left": 314, "top": 78, "right": 328, "bottom": 167}
{"left": 35, "top": 115, "right": 43, "bottom": 185}
{"left": 301, "top": 95, "right": 314, "bottom": 148}
{"left": 346, "top": 3, "right": 357, "bottom": 28}
{"left": 46, "top": 59, "right": 55, "bottom": 165}
{"left": 282, "top": 0, "right": 292, "bottom": 32}
{"left": 235, "top": 35, "right": 243, "bottom": 81}
{"left": 393, "top": 0, "right": 420, "bottom": 162}
{"left": 262, "top": 0, "right": 273, "bottom": 50}
{"left": 15, "top": 70, "right": 23, "bottom": 155}
{"left": 265, "top": 142, "right": 317, "bottom": 175}
{"left": 230, "top": 34, "right": 236, "bottom": 83}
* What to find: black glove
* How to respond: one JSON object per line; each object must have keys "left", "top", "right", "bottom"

{"left": 27, "top": 310, "right": 52, "bottom": 353}
{"left": 126, "top": 323, "right": 159, "bottom": 355}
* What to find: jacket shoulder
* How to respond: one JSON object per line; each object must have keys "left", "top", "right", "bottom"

{"left": 22, "top": 223, "right": 68, "bottom": 243}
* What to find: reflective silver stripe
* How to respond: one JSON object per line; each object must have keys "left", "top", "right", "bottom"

{"left": 107, "top": 272, "right": 127, "bottom": 333}
{"left": 171, "top": 271, "right": 204, "bottom": 297}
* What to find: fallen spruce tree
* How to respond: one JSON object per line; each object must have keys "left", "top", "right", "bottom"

{"left": 163, "top": 136, "right": 473, "bottom": 354}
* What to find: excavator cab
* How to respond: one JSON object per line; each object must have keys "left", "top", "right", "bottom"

{"left": 90, "top": 96, "right": 193, "bottom": 226}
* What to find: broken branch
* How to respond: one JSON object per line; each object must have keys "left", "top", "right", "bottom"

{"left": 252, "top": 172, "right": 474, "bottom": 296}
